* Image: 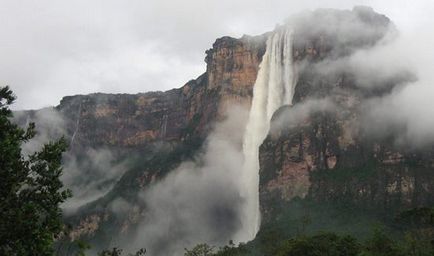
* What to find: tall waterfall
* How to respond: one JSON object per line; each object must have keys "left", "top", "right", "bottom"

{"left": 238, "top": 26, "right": 297, "bottom": 241}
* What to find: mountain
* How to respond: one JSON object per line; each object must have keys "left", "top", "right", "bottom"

{"left": 14, "top": 6, "right": 434, "bottom": 255}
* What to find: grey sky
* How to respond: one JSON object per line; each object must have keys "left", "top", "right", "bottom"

{"left": 0, "top": 0, "right": 432, "bottom": 109}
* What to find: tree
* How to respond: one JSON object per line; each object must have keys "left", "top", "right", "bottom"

{"left": 0, "top": 86, "right": 71, "bottom": 255}
{"left": 359, "top": 228, "right": 404, "bottom": 256}
{"left": 98, "top": 248, "right": 123, "bottom": 256}
{"left": 275, "top": 233, "right": 361, "bottom": 256}
{"left": 98, "top": 248, "right": 146, "bottom": 256}
{"left": 214, "top": 241, "right": 250, "bottom": 256}
{"left": 184, "top": 244, "right": 215, "bottom": 256}
{"left": 394, "top": 209, "right": 434, "bottom": 256}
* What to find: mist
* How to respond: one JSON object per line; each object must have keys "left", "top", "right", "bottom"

{"left": 13, "top": 107, "right": 67, "bottom": 156}
{"left": 269, "top": 98, "right": 337, "bottom": 135}
{"left": 358, "top": 25, "right": 434, "bottom": 146}
{"left": 61, "top": 148, "right": 128, "bottom": 213}
{"left": 12, "top": 108, "right": 127, "bottom": 213}
{"left": 269, "top": 6, "right": 434, "bottom": 148}
{"left": 109, "top": 106, "right": 250, "bottom": 255}
{"left": 338, "top": 22, "right": 434, "bottom": 146}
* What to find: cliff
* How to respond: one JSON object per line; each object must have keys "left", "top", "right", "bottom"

{"left": 257, "top": 6, "right": 434, "bottom": 241}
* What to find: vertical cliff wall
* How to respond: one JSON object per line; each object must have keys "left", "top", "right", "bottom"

{"left": 257, "top": 7, "right": 434, "bottom": 239}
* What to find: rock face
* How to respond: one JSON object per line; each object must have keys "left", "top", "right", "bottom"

{"left": 205, "top": 36, "right": 266, "bottom": 112}
{"left": 258, "top": 7, "right": 434, "bottom": 232}
{"left": 259, "top": 76, "right": 434, "bottom": 222}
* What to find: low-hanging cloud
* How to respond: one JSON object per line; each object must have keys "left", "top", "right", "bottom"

{"left": 279, "top": 6, "right": 434, "bottom": 147}
{"left": 61, "top": 148, "right": 128, "bottom": 213}
{"left": 312, "top": 34, "right": 417, "bottom": 89}
{"left": 360, "top": 81, "right": 434, "bottom": 147}
{"left": 13, "top": 107, "right": 67, "bottom": 156}
{"left": 253, "top": 7, "right": 434, "bottom": 148}
{"left": 358, "top": 16, "right": 434, "bottom": 146}
{"left": 269, "top": 98, "right": 337, "bottom": 135}
{"left": 348, "top": 26, "right": 434, "bottom": 146}
{"left": 12, "top": 108, "right": 127, "bottom": 213}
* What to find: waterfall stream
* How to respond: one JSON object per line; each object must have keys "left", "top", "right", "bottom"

{"left": 238, "top": 26, "right": 297, "bottom": 241}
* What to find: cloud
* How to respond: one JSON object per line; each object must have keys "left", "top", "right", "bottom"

{"left": 269, "top": 98, "right": 337, "bottom": 135}
{"left": 13, "top": 107, "right": 67, "bottom": 155}
{"left": 12, "top": 107, "right": 127, "bottom": 213}
{"left": 360, "top": 80, "right": 434, "bottom": 147}
{"left": 311, "top": 33, "right": 416, "bottom": 89}
{"left": 347, "top": 17, "right": 434, "bottom": 146}
{"left": 61, "top": 148, "right": 128, "bottom": 213}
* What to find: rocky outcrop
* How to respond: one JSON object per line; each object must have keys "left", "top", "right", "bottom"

{"left": 205, "top": 35, "right": 267, "bottom": 114}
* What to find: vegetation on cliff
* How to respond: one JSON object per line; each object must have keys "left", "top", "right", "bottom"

{"left": 186, "top": 209, "right": 434, "bottom": 255}
{"left": 0, "top": 86, "right": 71, "bottom": 255}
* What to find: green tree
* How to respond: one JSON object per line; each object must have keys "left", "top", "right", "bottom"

{"left": 359, "top": 228, "right": 403, "bottom": 256}
{"left": 184, "top": 243, "right": 215, "bottom": 256}
{"left": 0, "top": 86, "right": 71, "bottom": 255}
{"left": 395, "top": 208, "right": 434, "bottom": 256}
{"left": 98, "top": 248, "right": 123, "bottom": 256}
{"left": 275, "top": 233, "right": 361, "bottom": 256}
{"left": 214, "top": 241, "right": 250, "bottom": 256}
{"left": 98, "top": 248, "right": 146, "bottom": 256}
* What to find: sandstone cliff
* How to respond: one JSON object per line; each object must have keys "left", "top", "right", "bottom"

{"left": 257, "top": 7, "right": 434, "bottom": 239}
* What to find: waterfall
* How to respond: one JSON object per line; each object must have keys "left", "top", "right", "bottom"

{"left": 160, "top": 114, "right": 168, "bottom": 138}
{"left": 70, "top": 102, "right": 82, "bottom": 148}
{"left": 238, "top": 26, "right": 297, "bottom": 241}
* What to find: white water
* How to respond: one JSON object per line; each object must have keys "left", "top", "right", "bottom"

{"left": 238, "top": 26, "right": 297, "bottom": 241}
{"left": 70, "top": 102, "right": 82, "bottom": 148}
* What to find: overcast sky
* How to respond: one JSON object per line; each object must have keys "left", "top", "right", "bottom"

{"left": 1, "top": 0, "right": 433, "bottom": 109}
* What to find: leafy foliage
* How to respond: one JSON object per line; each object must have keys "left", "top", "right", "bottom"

{"left": 213, "top": 241, "right": 249, "bottom": 256}
{"left": 359, "top": 228, "right": 404, "bottom": 256}
{"left": 187, "top": 223, "right": 434, "bottom": 256}
{"left": 184, "top": 243, "right": 215, "bottom": 256}
{"left": 276, "top": 233, "right": 361, "bottom": 256}
{"left": 98, "top": 247, "right": 146, "bottom": 256}
{"left": 394, "top": 208, "right": 434, "bottom": 256}
{"left": 0, "top": 86, "right": 71, "bottom": 255}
